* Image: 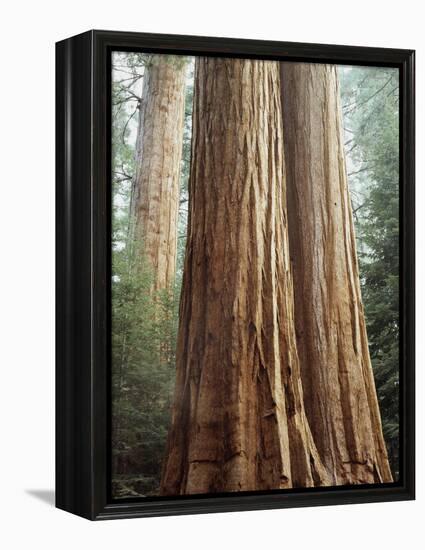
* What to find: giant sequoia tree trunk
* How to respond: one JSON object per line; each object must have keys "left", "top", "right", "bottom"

{"left": 133, "top": 55, "right": 186, "bottom": 291}
{"left": 280, "top": 62, "right": 393, "bottom": 484}
{"left": 160, "top": 58, "right": 330, "bottom": 495}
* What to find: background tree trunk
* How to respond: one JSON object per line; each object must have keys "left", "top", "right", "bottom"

{"left": 133, "top": 55, "right": 186, "bottom": 291}
{"left": 280, "top": 62, "right": 393, "bottom": 484}
{"left": 160, "top": 58, "right": 330, "bottom": 496}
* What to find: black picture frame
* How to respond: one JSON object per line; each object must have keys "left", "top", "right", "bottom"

{"left": 56, "top": 29, "right": 415, "bottom": 520}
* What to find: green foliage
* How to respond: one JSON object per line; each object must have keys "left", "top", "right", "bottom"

{"left": 111, "top": 243, "right": 180, "bottom": 496}
{"left": 340, "top": 67, "right": 400, "bottom": 477}
{"left": 111, "top": 53, "right": 192, "bottom": 497}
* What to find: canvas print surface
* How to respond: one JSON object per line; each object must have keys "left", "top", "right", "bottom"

{"left": 111, "top": 53, "right": 399, "bottom": 498}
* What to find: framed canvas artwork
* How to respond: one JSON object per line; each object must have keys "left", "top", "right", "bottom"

{"left": 56, "top": 30, "right": 415, "bottom": 520}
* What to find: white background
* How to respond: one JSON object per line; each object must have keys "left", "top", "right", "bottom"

{"left": 0, "top": 1, "right": 422, "bottom": 548}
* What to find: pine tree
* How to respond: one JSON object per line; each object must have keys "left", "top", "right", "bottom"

{"left": 339, "top": 66, "right": 400, "bottom": 477}
{"left": 111, "top": 53, "right": 191, "bottom": 497}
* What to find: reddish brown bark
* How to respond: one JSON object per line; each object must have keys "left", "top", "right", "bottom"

{"left": 280, "top": 62, "right": 393, "bottom": 485}
{"left": 160, "top": 58, "right": 330, "bottom": 496}
{"left": 133, "top": 55, "right": 186, "bottom": 291}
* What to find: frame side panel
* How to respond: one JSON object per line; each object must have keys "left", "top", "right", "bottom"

{"left": 400, "top": 51, "right": 415, "bottom": 498}
{"left": 56, "top": 31, "right": 94, "bottom": 520}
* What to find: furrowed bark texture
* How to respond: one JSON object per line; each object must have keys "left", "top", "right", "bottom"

{"left": 280, "top": 62, "right": 393, "bottom": 485}
{"left": 160, "top": 58, "right": 330, "bottom": 496}
{"left": 133, "top": 55, "right": 186, "bottom": 291}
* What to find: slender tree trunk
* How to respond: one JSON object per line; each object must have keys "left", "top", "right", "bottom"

{"left": 280, "top": 62, "right": 393, "bottom": 484}
{"left": 160, "top": 58, "right": 330, "bottom": 496}
{"left": 133, "top": 55, "right": 186, "bottom": 291}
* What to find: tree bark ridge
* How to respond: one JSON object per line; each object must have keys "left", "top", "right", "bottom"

{"left": 161, "top": 58, "right": 330, "bottom": 495}
{"left": 133, "top": 55, "right": 186, "bottom": 291}
{"left": 280, "top": 62, "right": 393, "bottom": 485}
